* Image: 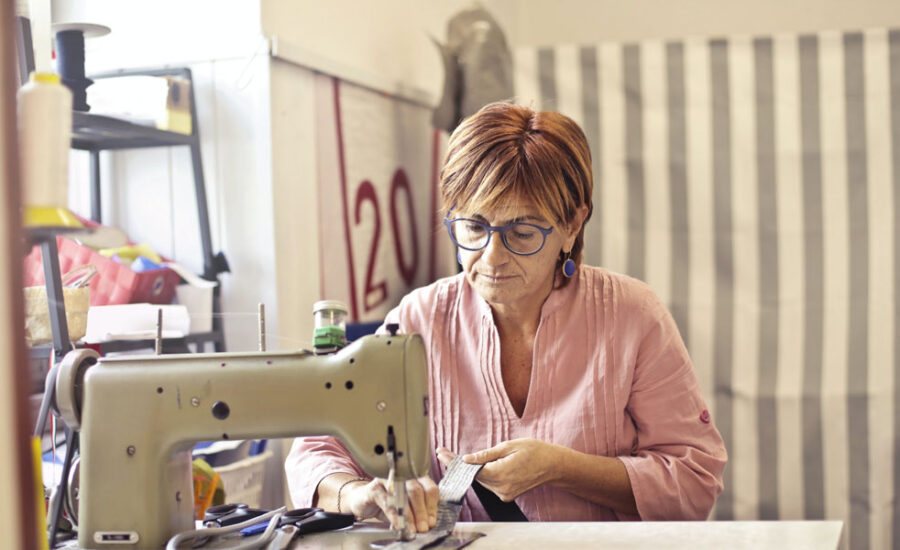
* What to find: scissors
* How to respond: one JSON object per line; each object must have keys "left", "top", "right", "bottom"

{"left": 240, "top": 508, "right": 355, "bottom": 537}
{"left": 203, "top": 503, "right": 269, "bottom": 527}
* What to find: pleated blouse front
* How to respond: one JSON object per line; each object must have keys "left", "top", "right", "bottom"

{"left": 285, "top": 266, "right": 726, "bottom": 522}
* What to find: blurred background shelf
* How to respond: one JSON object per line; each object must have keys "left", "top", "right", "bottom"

{"left": 72, "top": 111, "right": 193, "bottom": 150}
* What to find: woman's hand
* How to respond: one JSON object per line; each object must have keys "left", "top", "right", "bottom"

{"left": 342, "top": 476, "right": 439, "bottom": 534}
{"left": 437, "top": 438, "right": 562, "bottom": 502}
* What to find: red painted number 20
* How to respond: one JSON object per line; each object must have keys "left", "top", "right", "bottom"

{"left": 353, "top": 168, "right": 419, "bottom": 312}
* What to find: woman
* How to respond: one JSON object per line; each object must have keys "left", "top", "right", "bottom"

{"left": 285, "top": 102, "right": 727, "bottom": 533}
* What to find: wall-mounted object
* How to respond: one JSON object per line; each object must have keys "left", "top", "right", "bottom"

{"left": 431, "top": 6, "right": 514, "bottom": 133}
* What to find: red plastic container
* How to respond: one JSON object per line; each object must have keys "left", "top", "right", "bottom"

{"left": 23, "top": 236, "right": 181, "bottom": 306}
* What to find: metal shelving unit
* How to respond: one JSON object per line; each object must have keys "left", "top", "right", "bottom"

{"left": 74, "top": 66, "right": 228, "bottom": 353}
{"left": 75, "top": 67, "right": 228, "bottom": 285}
{"left": 28, "top": 67, "right": 229, "bottom": 389}
{"left": 72, "top": 111, "right": 194, "bottom": 150}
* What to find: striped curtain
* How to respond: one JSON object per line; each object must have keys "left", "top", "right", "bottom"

{"left": 514, "top": 29, "right": 898, "bottom": 550}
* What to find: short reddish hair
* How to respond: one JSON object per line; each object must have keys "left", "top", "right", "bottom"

{"left": 440, "top": 102, "right": 594, "bottom": 272}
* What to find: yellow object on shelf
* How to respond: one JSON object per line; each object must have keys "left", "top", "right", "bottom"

{"left": 22, "top": 206, "right": 84, "bottom": 229}
{"left": 163, "top": 77, "right": 192, "bottom": 135}
{"left": 32, "top": 73, "right": 61, "bottom": 84}
{"left": 98, "top": 243, "right": 162, "bottom": 264}
{"left": 32, "top": 436, "right": 49, "bottom": 550}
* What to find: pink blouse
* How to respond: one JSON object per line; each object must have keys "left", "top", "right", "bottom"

{"left": 285, "top": 265, "right": 727, "bottom": 521}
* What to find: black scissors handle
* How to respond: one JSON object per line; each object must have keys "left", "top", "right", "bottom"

{"left": 294, "top": 510, "right": 355, "bottom": 534}
{"left": 282, "top": 507, "right": 321, "bottom": 523}
{"left": 203, "top": 503, "right": 269, "bottom": 527}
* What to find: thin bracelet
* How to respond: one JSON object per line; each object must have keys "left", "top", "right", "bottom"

{"left": 336, "top": 477, "right": 367, "bottom": 514}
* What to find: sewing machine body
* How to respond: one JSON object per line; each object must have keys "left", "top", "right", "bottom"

{"left": 63, "top": 333, "right": 429, "bottom": 549}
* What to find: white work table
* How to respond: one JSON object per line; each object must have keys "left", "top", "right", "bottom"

{"left": 291, "top": 520, "right": 844, "bottom": 549}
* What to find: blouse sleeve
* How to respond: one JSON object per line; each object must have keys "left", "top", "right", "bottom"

{"left": 615, "top": 290, "right": 728, "bottom": 521}
{"left": 284, "top": 436, "right": 368, "bottom": 508}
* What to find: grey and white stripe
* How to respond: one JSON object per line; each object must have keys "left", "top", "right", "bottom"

{"left": 580, "top": 46, "right": 602, "bottom": 264}
{"left": 624, "top": 44, "right": 646, "bottom": 281}
{"left": 892, "top": 28, "right": 900, "bottom": 550}
{"left": 798, "top": 32, "right": 826, "bottom": 522}
{"left": 889, "top": 24, "right": 900, "bottom": 550}
{"left": 517, "top": 27, "right": 899, "bottom": 549}
{"left": 772, "top": 32, "right": 804, "bottom": 521}
{"left": 538, "top": 48, "right": 557, "bottom": 112}
{"left": 818, "top": 30, "right": 850, "bottom": 544}
{"left": 863, "top": 28, "right": 893, "bottom": 550}
{"left": 754, "top": 36, "right": 779, "bottom": 521}
{"left": 709, "top": 38, "right": 736, "bottom": 521}
{"left": 843, "top": 32, "right": 870, "bottom": 550}
{"left": 667, "top": 42, "right": 690, "bottom": 347}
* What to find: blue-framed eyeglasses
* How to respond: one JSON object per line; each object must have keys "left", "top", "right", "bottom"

{"left": 443, "top": 217, "right": 554, "bottom": 256}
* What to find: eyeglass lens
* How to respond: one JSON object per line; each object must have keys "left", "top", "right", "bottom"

{"left": 449, "top": 220, "right": 546, "bottom": 255}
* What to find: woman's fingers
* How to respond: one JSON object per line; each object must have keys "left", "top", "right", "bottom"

{"left": 420, "top": 476, "right": 440, "bottom": 525}
{"left": 351, "top": 475, "right": 440, "bottom": 533}
{"left": 464, "top": 440, "right": 512, "bottom": 464}
{"left": 406, "top": 479, "right": 429, "bottom": 532}
{"left": 468, "top": 439, "right": 560, "bottom": 502}
{"left": 366, "top": 479, "right": 394, "bottom": 523}
{"left": 404, "top": 476, "right": 440, "bottom": 531}
{"left": 436, "top": 447, "right": 456, "bottom": 467}
{"left": 360, "top": 477, "right": 433, "bottom": 533}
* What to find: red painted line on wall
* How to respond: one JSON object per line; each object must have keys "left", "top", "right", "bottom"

{"left": 317, "top": 119, "right": 326, "bottom": 301}
{"left": 333, "top": 77, "right": 359, "bottom": 321}
{"left": 428, "top": 129, "right": 441, "bottom": 283}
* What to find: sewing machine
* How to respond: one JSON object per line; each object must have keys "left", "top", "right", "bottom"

{"left": 54, "top": 332, "right": 430, "bottom": 549}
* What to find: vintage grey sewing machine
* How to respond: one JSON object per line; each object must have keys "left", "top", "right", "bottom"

{"left": 54, "top": 332, "right": 430, "bottom": 549}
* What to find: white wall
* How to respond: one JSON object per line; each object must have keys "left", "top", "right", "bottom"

{"left": 494, "top": 0, "right": 900, "bottom": 45}
{"left": 257, "top": 0, "right": 900, "bottom": 97}
{"left": 268, "top": 59, "right": 319, "bottom": 351}
{"left": 51, "top": 0, "right": 265, "bottom": 67}
{"left": 260, "top": 0, "right": 515, "bottom": 104}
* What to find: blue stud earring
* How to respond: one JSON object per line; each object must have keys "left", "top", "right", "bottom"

{"left": 457, "top": 250, "right": 463, "bottom": 265}
{"left": 562, "top": 253, "right": 576, "bottom": 278}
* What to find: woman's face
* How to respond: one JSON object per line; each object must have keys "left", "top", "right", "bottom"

{"left": 455, "top": 198, "right": 578, "bottom": 311}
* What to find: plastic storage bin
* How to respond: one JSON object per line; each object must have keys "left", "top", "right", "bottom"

{"left": 22, "top": 236, "right": 181, "bottom": 305}
{"left": 212, "top": 451, "right": 272, "bottom": 508}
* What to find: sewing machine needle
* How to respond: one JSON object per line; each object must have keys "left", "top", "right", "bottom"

{"left": 394, "top": 477, "right": 412, "bottom": 540}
